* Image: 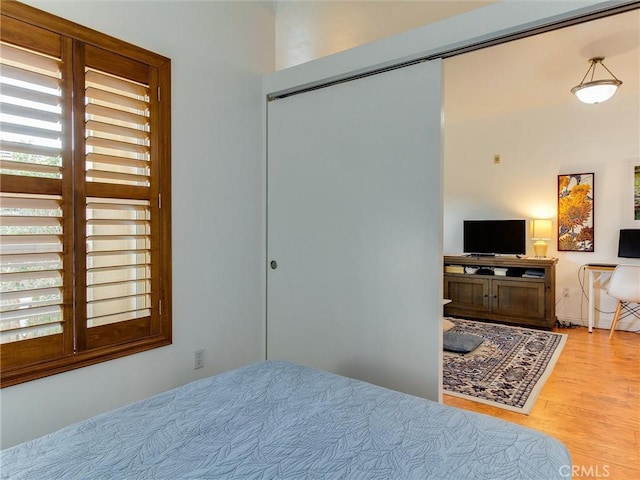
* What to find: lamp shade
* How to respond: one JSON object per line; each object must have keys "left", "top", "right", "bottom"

{"left": 531, "top": 219, "right": 552, "bottom": 240}
{"left": 572, "top": 81, "right": 620, "bottom": 104}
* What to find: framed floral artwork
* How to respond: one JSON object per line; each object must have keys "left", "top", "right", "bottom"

{"left": 558, "top": 173, "right": 594, "bottom": 252}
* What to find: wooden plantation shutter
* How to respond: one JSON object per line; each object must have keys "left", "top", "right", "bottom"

{"left": 0, "top": 20, "right": 74, "bottom": 370}
{"left": 0, "top": 2, "right": 171, "bottom": 387}
{"left": 81, "top": 46, "right": 156, "bottom": 350}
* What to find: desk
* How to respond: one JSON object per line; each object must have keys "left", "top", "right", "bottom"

{"left": 586, "top": 264, "right": 616, "bottom": 333}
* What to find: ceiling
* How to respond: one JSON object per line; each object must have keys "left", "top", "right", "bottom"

{"left": 275, "top": 2, "right": 639, "bottom": 122}
{"left": 444, "top": 8, "right": 640, "bottom": 122}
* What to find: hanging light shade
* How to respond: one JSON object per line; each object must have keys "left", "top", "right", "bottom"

{"left": 571, "top": 57, "right": 622, "bottom": 104}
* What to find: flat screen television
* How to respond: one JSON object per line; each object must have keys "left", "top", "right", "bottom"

{"left": 463, "top": 219, "right": 526, "bottom": 256}
{"left": 618, "top": 229, "right": 640, "bottom": 258}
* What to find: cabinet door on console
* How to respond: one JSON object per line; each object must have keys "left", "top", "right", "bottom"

{"left": 491, "top": 280, "right": 545, "bottom": 320}
{"left": 444, "top": 276, "right": 490, "bottom": 313}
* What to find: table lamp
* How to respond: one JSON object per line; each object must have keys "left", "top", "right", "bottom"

{"left": 531, "top": 219, "right": 552, "bottom": 258}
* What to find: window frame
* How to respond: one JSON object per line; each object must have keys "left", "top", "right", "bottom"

{"left": 0, "top": 1, "right": 172, "bottom": 388}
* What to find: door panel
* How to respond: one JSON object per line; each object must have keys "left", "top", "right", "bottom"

{"left": 444, "top": 275, "right": 490, "bottom": 313}
{"left": 492, "top": 280, "right": 545, "bottom": 319}
{"left": 267, "top": 60, "right": 443, "bottom": 399}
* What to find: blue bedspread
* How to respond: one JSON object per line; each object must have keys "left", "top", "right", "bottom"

{"left": 1, "top": 361, "right": 571, "bottom": 479}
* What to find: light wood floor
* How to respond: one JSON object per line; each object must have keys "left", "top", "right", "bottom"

{"left": 444, "top": 326, "right": 640, "bottom": 480}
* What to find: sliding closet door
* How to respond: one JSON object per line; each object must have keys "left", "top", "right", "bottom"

{"left": 267, "top": 60, "right": 443, "bottom": 399}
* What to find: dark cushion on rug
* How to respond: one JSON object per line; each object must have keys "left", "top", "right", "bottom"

{"left": 443, "top": 332, "right": 484, "bottom": 353}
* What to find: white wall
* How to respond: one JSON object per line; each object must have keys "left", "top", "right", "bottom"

{"left": 275, "top": 0, "right": 495, "bottom": 70}
{"left": 0, "top": 1, "right": 274, "bottom": 448}
{"left": 444, "top": 87, "right": 640, "bottom": 331}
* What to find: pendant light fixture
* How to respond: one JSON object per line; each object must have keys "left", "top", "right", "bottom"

{"left": 571, "top": 57, "right": 622, "bottom": 104}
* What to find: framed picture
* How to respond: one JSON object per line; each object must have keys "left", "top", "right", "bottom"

{"left": 621, "top": 161, "right": 640, "bottom": 224}
{"left": 635, "top": 165, "right": 640, "bottom": 221}
{"left": 558, "top": 173, "right": 594, "bottom": 252}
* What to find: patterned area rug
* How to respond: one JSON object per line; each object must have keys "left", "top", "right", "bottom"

{"left": 443, "top": 318, "right": 567, "bottom": 415}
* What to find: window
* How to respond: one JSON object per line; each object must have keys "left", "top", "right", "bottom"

{"left": 0, "top": 2, "right": 171, "bottom": 387}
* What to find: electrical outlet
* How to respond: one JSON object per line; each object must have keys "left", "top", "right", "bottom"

{"left": 193, "top": 349, "right": 204, "bottom": 370}
{"left": 562, "top": 287, "right": 570, "bottom": 297}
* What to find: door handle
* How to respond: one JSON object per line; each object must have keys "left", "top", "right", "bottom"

{"left": 270, "top": 260, "right": 278, "bottom": 270}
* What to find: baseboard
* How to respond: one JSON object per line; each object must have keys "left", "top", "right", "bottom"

{"left": 556, "top": 315, "right": 639, "bottom": 332}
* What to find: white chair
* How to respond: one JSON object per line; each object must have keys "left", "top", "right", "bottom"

{"left": 607, "top": 265, "right": 640, "bottom": 339}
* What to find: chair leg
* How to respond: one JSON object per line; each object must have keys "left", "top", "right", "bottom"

{"left": 609, "top": 301, "right": 623, "bottom": 339}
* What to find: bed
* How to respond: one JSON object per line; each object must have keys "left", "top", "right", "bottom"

{"left": 1, "top": 361, "right": 570, "bottom": 479}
